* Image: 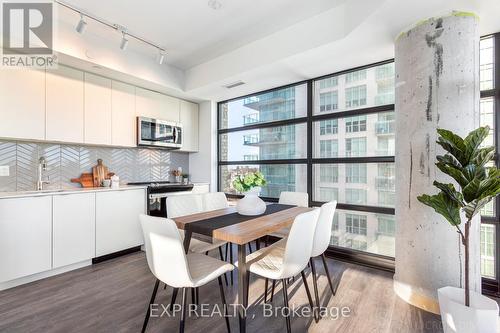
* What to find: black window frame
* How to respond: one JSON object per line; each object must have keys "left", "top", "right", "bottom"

{"left": 217, "top": 59, "right": 397, "bottom": 272}
{"left": 480, "top": 32, "right": 500, "bottom": 297}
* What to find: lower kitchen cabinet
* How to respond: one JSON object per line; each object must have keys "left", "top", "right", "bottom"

{"left": 0, "top": 196, "right": 52, "bottom": 283}
{"left": 95, "top": 189, "right": 146, "bottom": 257}
{"left": 53, "top": 193, "right": 96, "bottom": 268}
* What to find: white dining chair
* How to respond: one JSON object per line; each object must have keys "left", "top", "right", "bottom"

{"left": 267, "top": 192, "right": 309, "bottom": 241}
{"left": 202, "top": 192, "right": 229, "bottom": 211}
{"left": 236, "top": 208, "right": 320, "bottom": 333}
{"left": 139, "top": 214, "right": 234, "bottom": 333}
{"left": 166, "top": 194, "right": 227, "bottom": 255}
{"left": 308, "top": 201, "right": 337, "bottom": 320}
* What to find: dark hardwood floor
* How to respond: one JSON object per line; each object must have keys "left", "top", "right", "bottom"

{"left": 0, "top": 249, "right": 442, "bottom": 333}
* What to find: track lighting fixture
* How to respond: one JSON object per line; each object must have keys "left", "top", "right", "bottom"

{"left": 56, "top": 1, "right": 166, "bottom": 64}
{"left": 158, "top": 50, "right": 165, "bottom": 65}
{"left": 75, "top": 14, "right": 87, "bottom": 34}
{"left": 120, "top": 32, "right": 129, "bottom": 51}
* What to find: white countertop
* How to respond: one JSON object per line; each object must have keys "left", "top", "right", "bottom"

{"left": 0, "top": 185, "right": 148, "bottom": 199}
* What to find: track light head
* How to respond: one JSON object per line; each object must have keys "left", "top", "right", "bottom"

{"left": 120, "top": 32, "right": 129, "bottom": 51}
{"left": 75, "top": 14, "right": 87, "bottom": 34}
{"left": 157, "top": 51, "right": 165, "bottom": 65}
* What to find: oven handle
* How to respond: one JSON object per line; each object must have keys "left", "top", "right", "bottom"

{"left": 149, "top": 191, "right": 192, "bottom": 199}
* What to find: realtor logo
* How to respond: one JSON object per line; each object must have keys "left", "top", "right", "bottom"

{"left": 1, "top": 1, "right": 57, "bottom": 68}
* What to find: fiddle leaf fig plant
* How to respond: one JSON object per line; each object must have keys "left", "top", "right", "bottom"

{"left": 417, "top": 126, "right": 500, "bottom": 307}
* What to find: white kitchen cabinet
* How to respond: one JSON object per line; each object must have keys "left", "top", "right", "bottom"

{"left": 95, "top": 189, "right": 146, "bottom": 257}
{"left": 135, "top": 87, "right": 163, "bottom": 119}
{"left": 0, "top": 196, "right": 52, "bottom": 283}
{"left": 46, "top": 65, "right": 85, "bottom": 143}
{"left": 84, "top": 73, "right": 112, "bottom": 145}
{"left": 162, "top": 94, "right": 180, "bottom": 122}
{"left": 0, "top": 67, "right": 45, "bottom": 140}
{"left": 179, "top": 100, "right": 199, "bottom": 152}
{"left": 135, "top": 87, "right": 180, "bottom": 122}
{"left": 112, "top": 81, "right": 136, "bottom": 147}
{"left": 52, "top": 193, "right": 95, "bottom": 268}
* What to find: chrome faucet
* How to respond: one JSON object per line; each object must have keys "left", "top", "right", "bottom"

{"left": 37, "top": 157, "right": 50, "bottom": 190}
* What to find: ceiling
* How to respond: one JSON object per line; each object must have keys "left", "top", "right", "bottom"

{"left": 61, "top": 0, "right": 348, "bottom": 70}
{"left": 55, "top": 0, "right": 500, "bottom": 102}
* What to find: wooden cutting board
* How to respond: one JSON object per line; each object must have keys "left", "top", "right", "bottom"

{"left": 92, "top": 159, "right": 109, "bottom": 187}
{"left": 71, "top": 173, "right": 94, "bottom": 188}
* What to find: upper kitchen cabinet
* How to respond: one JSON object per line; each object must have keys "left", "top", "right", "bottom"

{"left": 162, "top": 94, "right": 180, "bottom": 122}
{"left": 46, "top": 65, "right": 85, "bottom": 143}
{"left": 179, "top": 100, "right": 199, "bottom": 152}
{"left": 135, "top": 87, "right": 180, "bottom": 122}
{"left": 84, "top": 73, "right": 112, "bottom": 145}
{"left": 0, "top": 67, "right": 45, "bottom": 141}
{"left": 111, "top": 81, "right": 136, "bottom": 147}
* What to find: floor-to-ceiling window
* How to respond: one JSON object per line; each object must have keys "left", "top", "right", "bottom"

{"left": 312, "top": 62, "right": 395, "bottom": 259}
{"left": 218, "top": 60, "right": 395, "bottom": 266}
{"left": 480, "top": 33, "right": 500, "bottom": 295}
{"left": 218, "top": 84, "right": 308, "bottom": 200}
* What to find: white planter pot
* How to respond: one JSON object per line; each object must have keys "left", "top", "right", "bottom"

{"left": 236, "top": 187, "right": 266, "bottom": 216}
{"left": 438, "top": 286, "right": 499, "bottom": 333}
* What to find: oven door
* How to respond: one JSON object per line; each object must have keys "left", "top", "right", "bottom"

{"left": 138, "top": 117, "right": 181, "bottom": 148}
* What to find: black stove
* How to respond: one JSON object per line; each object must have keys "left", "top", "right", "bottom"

{"left": 127, "top": 181, "right": 194, "bottom": 216}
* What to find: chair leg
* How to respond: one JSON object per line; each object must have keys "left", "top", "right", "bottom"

{"left": 218, "top": 276, "right": 231, "bottom": 333}
{"left": 310, "top": 258, "right": 320, "bottom": 322}
{"left": 247, "top": 242, "right": 253, "bottom": 254}
{"left": 256, "top": 238, "right": 261, "bottom": 250}
{"left": 195, "top": 287, "right": 200, "bottom": 305}
{"left": 191, "top": 288, "right": 196, "bottom": 305}
{"left": 300, "top": 271, "right": 315, "bottom": 313}
{"left": 270, "top": 280, "right": 276, "bottom": 302}
{"left": 281, "top": 279, "right": 291, "bottom": 333}
{"left": 229, "top": 243, "right": 234, "bottom": 285}
{"left": 141, "top": 278, "right": 160, "bottom": 333}
{"left": 225, "top": 243, "right": 229, "bottom": 261}
{"left": 219, "top": 246, "right": 229, "bottom": 286}
{"left": 245, "top": 271, "right": 250, "bottom": 305}
{"left": 321, "top": 253, "right": 336, "bottom": 296}
{"left": 170, "top": 288, "right": 179, "bottom": 309}
{"left": 264, "top": 278, "right": 269, "bottom": 303}
{"left": 180, "top": 288, "right": 188, "bottom": 333}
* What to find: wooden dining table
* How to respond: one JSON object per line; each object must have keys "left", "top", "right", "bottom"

{"left": 172, "top": 203, "right": 314, "bottom": 333}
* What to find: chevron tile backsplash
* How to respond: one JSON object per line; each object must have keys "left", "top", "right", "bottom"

{"left": 0, "top": 140, "right": 189, "bottom": 192}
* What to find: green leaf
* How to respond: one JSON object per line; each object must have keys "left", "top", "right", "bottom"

{"left": 472, "top": 146, "right": 495, "bottom": 167}
{"left": 436, "top": 129, "right": 468, "bottom": 165}
{"left": 435, "top": 161, "right": 469, "bottom": 188}
{"left": 464, "top": 126, "right": 490, "bottom": 162}
{"left": 436, "top": 154, "right": 463, "bottom": 169}
{"left": 432, "top": 181, "right": 464, "bottom": 206}
{"left": 463, "top": 196, "right": 494, "bottom": 220}
{"left": 417, "top": 192, "right": 462, "bottom": 226}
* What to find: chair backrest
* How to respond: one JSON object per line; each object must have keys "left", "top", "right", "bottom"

{"left": 166, "top": 194, "right": 203, "bottom": 218}
{"left": 279, "top": 191, "right": 309, "bottom": 207}
{"left": 139, "top": 214, "right": 192, "bottom": 288}
{"left": 311, "top": 201, "right": 337, "bottom": 257}
{"left": 202, "top": 192, "right": 229, "bottom": 211}
{"left": 280, "top": 208, "right": 320, "bottom": 279}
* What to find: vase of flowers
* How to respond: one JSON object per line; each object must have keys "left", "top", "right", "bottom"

{"left": 233, "top": 172, "right": 267, "bottom": 216}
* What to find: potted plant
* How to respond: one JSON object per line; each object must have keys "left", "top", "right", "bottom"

{"left": 233, "top": 171, "right": 267, "bottom": 216}
{"left": 417, "top": 126, "right": 500, "bottom": 333}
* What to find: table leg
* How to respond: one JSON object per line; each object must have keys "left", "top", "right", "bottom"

{"left": 183, "top": 230, "right": 192, "bottom": 254}
{"left": 238, "top": 244, "right": 247, "bottom": 333}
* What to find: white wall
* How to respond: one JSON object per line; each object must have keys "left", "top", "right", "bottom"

{"left": 189, "top": 101, "right": 217, "bottom": 190}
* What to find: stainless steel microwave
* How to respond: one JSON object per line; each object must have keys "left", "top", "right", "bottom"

{"left": 137, "top": 117, "right": 182, "bottom": 149}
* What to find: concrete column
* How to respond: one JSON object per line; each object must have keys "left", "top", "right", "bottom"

{"left": 394, "top": 13, "right": 480, "bottom": 314}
